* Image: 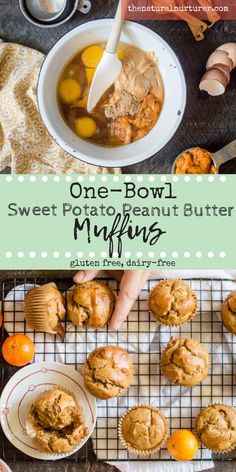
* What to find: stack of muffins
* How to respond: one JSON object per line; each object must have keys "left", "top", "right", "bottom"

{"left": 22, "top": 278, "right": 236, "bottom": 458}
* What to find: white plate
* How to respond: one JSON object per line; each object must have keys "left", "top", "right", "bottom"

{"left": 0, "top": 460, "right": 13, "bottom": 472}
{"left": 0, "top": 362, "right": 97, "bottom": 460}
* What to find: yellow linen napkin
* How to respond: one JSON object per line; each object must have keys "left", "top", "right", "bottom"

{"left": 0, "top": 41, "right": 120, "bottom": 174}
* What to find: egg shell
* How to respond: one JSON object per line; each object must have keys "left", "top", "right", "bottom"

{"left": 200, "top": 68, "right": 228, "bottom": 96}
{"left": 206, "top": 50, "right": 233, "bottom": 71}
{"left": 206, "top": 63, "right": 230, "bottom": 83}
{"left": 217, "top": 43, "right": 236, "bottom": 68}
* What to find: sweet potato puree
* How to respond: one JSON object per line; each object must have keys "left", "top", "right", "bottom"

{"left": 174, "top": 147, "right": 218, "bottom": 174}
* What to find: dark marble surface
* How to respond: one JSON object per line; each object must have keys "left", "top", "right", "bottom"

{"left": 0, "top": 1, "right": 236, "bottom": 173}
{"left": 4, "top": 462, "right": 236, "bottom": 472}
{"left": 6, "top": 462, "right": 120, "bottom": 472}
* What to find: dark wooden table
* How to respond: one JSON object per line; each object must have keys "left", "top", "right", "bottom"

{"left": 1, "top": 0, "right": 236, "bottom": 173}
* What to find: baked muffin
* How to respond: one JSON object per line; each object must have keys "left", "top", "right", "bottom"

{"left": 221, "top": 291, "right": 236, "bottom": 335}
{"left": 83, "top": 345, "right": 133, "bottom": 399}
{"left": 149, "top": 279, "right": 197, "bottom": 326}
{"left": 67, "top": 281, "right": 116, "bottom": 328}
{"left": 161, "top": 337, "right": 209, "bottom": 386}
{"left": 196, "top": 404, "right": 236, "bottom": 453}
{"left": 27, "top": 389, "right": 87, "bottom": 453}
{"left": 24, "top": 283, "right": 66, "bottom": 339}
{"left": 118, "top": 405, "right": 169, "bottom": 455}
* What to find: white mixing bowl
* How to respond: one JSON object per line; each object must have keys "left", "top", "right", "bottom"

{"left": 38, "top": 19, "right": 186, "bottom": 168}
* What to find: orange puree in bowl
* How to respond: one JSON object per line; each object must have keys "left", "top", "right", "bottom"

{"left": 175, "top": 147, "right": 218, "bottom": 174}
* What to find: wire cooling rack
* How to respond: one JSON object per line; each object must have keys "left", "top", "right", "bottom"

{"left": 0, "top": 277, "right": 236, "bottom": 464}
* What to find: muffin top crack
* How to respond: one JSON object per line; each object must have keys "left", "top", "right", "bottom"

{"left": 161, "top": 337, "right": 209, "bottom": 386}
{"left": 83, "top": 345, "right": 133, "bottom": 399}
{"left": 148, "top": 279, "right": 197, "bottom": 326}
{"left": 67, "top": 281, "right": 116, "bottom": 329}
{"left": 195, "top": 404, "right": 236, "bottom": 453}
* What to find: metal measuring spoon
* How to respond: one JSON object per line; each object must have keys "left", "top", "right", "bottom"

{"left": 172, "top": 139, "right": 236, "bottom": 174}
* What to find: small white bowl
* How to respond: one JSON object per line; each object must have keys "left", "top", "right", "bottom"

{"left": 38, "top": 19, "right": 186, "bottom": 168}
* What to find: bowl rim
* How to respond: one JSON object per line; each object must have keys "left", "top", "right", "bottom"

{"left": 0, "top": 460, "right": 13, "bottom": 472}
{"left": 37, "top": 19, "right": 187, "bottom": 168}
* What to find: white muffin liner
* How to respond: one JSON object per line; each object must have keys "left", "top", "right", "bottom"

{"left": 118, "top": 404, "right": 169, "bottom": 456}
{"left": 195, "top": 403, "right": 236, "bottom": 454}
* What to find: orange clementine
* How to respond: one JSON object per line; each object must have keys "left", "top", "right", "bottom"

{"left": 167, "top": 429, "right": 199, "bottom": 461}
{"left": 2, "top": 334, "right": 35, "bottom": 367}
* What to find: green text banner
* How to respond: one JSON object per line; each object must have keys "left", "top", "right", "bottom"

{"left": 0, "top": 174, "right": 234, "bottom": 270}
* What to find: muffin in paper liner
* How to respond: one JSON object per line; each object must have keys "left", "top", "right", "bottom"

{"left": 24, "top": 283, "right": 66, "bottom": 340}
{"left": 160, "top": 336, "right": 210, "bottom": 387}
{"left": 118, "top": 404, "right": 169, "bottom": 455}
{"left": 195, "top": 403, "right": 236, "bottom": 454}
{"left": 26, "top": 385, "right": 87, "bottom": 455}
{"left": 148, "top": 279, "right": 198, "bottom": 327}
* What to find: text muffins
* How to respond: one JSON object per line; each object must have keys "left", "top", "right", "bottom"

{"left": 221, "top": 290, "right": 236, "bottom": 335}
{"left": 195, "top": 404, "right": 236, "bottom": 453}
{"left": 26, "top": 389, "right": 87, "bottom": 453}
{"left": 118, "top": 405, "right": 169, "bottom": 455}
{"left": 67, "top": 281, "right": 116, "bottom": 328}
{"left": 149, "top": 279, "right": 197, "bottom": 326}
{"left": 161, "top": 337, "right": 209, "bottom": 386}
{"left": 24, "top": 283, "right": 66, "bottom": 339}
{"left": 83, "top": 346, "right": 133, "bottom": 399}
